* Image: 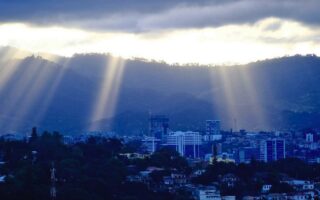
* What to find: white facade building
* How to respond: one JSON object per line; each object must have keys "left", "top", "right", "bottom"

{"left": 165, "top": 131, "right": 202, "bottom": 158}
{"left": 195, "top": 186, "right": 221, "bottom": 200}
{"left": 306, "top": 133, "right": 314, "bottom": 143}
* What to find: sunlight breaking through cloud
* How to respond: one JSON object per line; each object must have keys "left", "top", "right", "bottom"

{"left": 238, "top": 67, "right": 270, "bottom": 130}
{"left": 89, "top": 56, "right": 126, "bottom": 131}
{"left": 0, "top": 18, "right": 320, "bottom": 65}
{"left": 215, "top": 67, "right": 240, "bottom": 131}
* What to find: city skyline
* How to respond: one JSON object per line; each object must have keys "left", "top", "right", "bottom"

{"left": 1, "top": 1, "right": 320, "bottom": 199}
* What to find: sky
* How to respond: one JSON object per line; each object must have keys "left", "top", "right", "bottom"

{"left": 0, "top": 0, "right": 320, "bottom": 65}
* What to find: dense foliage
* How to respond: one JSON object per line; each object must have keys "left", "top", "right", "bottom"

{"left": 0, "top": 131, "right": 188, "bottom": 200}
{"left": 192, "top": 159, "right": 320, "bottom": 197}
{"left": 1, "top": 130, "right": 320, "bottom": 199}
{"left": 1, "top": 53, "right": 320, "bottom": 133}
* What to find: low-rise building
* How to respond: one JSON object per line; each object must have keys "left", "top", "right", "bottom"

{"left": 220, "top": 174, "right": 239, "bottom": 188}
{"left": 261, "top": 184, "right": 272, "bottom": 193}
{"left": 163, "top": 173, "right": 187, "bottom": 186}
{"left": 194, "top": 186, "right": 221, "bottom": 200}
{"left": 0, "top": 175, "right": 6, "bottom": 183}
{"left": 283, "top": 180, "right": 314, "bottom": 191}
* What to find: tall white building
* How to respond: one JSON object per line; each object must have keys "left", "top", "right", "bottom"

{"left": 164, "top": 131, "right": 202, "bottom": 158}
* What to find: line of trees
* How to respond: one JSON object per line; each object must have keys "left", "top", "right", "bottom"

{"left": 0, "top": 129, "right": 189, "bottom": 200}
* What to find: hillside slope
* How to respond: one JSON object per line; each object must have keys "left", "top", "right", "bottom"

{"left": 0, "top": 49, "right": 319, "bottom": 134}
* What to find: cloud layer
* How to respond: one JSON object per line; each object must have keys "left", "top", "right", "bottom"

{"left": 0, "top": 0, "right": 320, "bottom": 31}
{"left": 1, "top": 18, "right": 319, "bottom": 65}
{"left": 1, "top": 0, "right": 319, "bottom": 64}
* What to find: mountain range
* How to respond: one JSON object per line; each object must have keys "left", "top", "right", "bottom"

{"left": 0, "top": 46, "right": 320, "bottom": 135}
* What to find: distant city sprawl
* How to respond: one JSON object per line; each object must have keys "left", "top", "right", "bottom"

{"left": 1, "top": 115, "right": 320, "bottom": 199}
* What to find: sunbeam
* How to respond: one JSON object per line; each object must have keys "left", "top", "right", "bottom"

{"left": 0, "top": 60, "right": 21, "bottom": 94}
{"left": 6, "top": 60, "right": 61, "bottom": 131}
{"left": 238, "top": 67, "right": 270, "bottom": 130}
{"left": 0, "top": 57, "right": 57, "bottom": 131}
{"left": 89, "top": 56, "right": 126, "bottom": 130}
{"left": 31, "top": 63, "right": 68, "bottom": 126}
{"left": 213, "top": 67, "right": 241, "bottom": 131}
{"left": 0, "top": 48, "right": 32, "bottom": 95}
{"left": 0, "top": 57, "right": 43, "bottom": 121}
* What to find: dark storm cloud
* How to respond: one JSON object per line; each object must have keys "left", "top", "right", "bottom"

{"left": 0, "top": 0, "right": 319, "bottom": 31}
{"left": 0, "top": 0, "right": 217, "bottom": 22}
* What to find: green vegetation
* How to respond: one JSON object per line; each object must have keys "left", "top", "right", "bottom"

{"left": 1, "top": 130, "right": 320, "bottom": 199}
{"left": 0, "top": 130, "right": 188, "bottom": 200}
{"left": 192, "top": 159, "right": 320, "bottom": 197}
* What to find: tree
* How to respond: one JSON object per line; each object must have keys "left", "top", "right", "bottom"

{"left": 150, "top": 147, "right": 189, "bottom": 172}
{"left": 29, "top": 127, "right": 38, "bottom": 143}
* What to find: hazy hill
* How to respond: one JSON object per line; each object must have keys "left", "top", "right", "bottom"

{"left": 0, "top": 47, "right": 320, "bottom": 134}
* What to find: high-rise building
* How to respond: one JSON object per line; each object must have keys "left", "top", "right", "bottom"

{"left": 306, "top": 133, "right": 314, "bottom": 143}
{"left": 149, "top": 115, "right": 169, "bottom": 140}
{"left": 260, "top": 139, "right": 285, "bottom": 162}
{"left": 164, "top": 131, "right": 202, "bottom": 158}
{"left": 205, "top": 120, "right": 222, "bottom": 141}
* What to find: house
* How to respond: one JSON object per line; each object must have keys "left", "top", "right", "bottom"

{"left": 242, "top": 196, "right": 261, "bottom": 200}
{"left": 126, "top": 175, "right": 143, "bottom": 183}
{"left": 287, "top": 191, "right": 315, "bottom": 200}
{"left": 221, "top": 196, "right": 236, "bottom": 200}
{"left": 220, "top": 174, "right": 239, "bottom": 188}
{"left": 263, "top": 193, "right": 287, "bottom": 200}
{"left": 163, "top": 176, "right": 174, "bottom": 185}
{"left": 0, "top": 175, "right": 5, "bottom": 183}
{"left": 194, "top": 186, "right": 221, "bottom": 200}
{"left": 171, "top": 173, "right": 187, "bottom": 185}
{"left": 146, "top": 167, "right": 164, "bottom": 172}
{"left": 261, "top": 184, "right": 272, "bottom": 193}
{"left": 119, "top": 153, "right": 150, "bottom": 160}
{"left": 283, "top": 180, "right": 314, "bottom": 191}
{"left": 163, "top": 173, "right": 187, "bottom": 186}
{"left": 191, "top": 169, "right": 206, "bottom": 178}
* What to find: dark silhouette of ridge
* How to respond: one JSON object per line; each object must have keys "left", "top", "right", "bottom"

{"left": 0, "top": 48, "right": 319, "bottom": 134}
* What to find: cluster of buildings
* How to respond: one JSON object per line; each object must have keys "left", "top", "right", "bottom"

{"left": 141, "top": 115, "right": 289, "bottom": 164}
{"left": 126, "top": 164, "right": 320, "bottom": 200}
{"left": 1, "top": 115, "right": 320, "bottom": 165}
{"left": 126, "top": 166, "right": 236, "bottom": 200}
{"left": 235, "top": 130, "right": 320, "bottom": 164}
{"left": 137, "top": 115, "right": 320, "bottom": 166}
{"left": 2, "top": 116, "right": 320, "bottom": 200}
{"left": 237, "top": 138, "right": 285, "bottom": 163}
{"left": 142, "top": 115, "right": 222, "bottom": 158}
{"left": 245, "top": 179, "right": 318, "bottom": 200}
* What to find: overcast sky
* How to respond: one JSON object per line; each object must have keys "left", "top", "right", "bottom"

{"left": 1, "top": 0, "right": 320, "bottom": 64}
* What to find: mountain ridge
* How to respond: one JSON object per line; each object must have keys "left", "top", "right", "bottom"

{"left": 0, "top": 47, "right": 319, "bottom": 134}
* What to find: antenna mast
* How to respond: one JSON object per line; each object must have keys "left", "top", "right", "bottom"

{"left": 50, "top": 162, "right": 57, "bottom": 200}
